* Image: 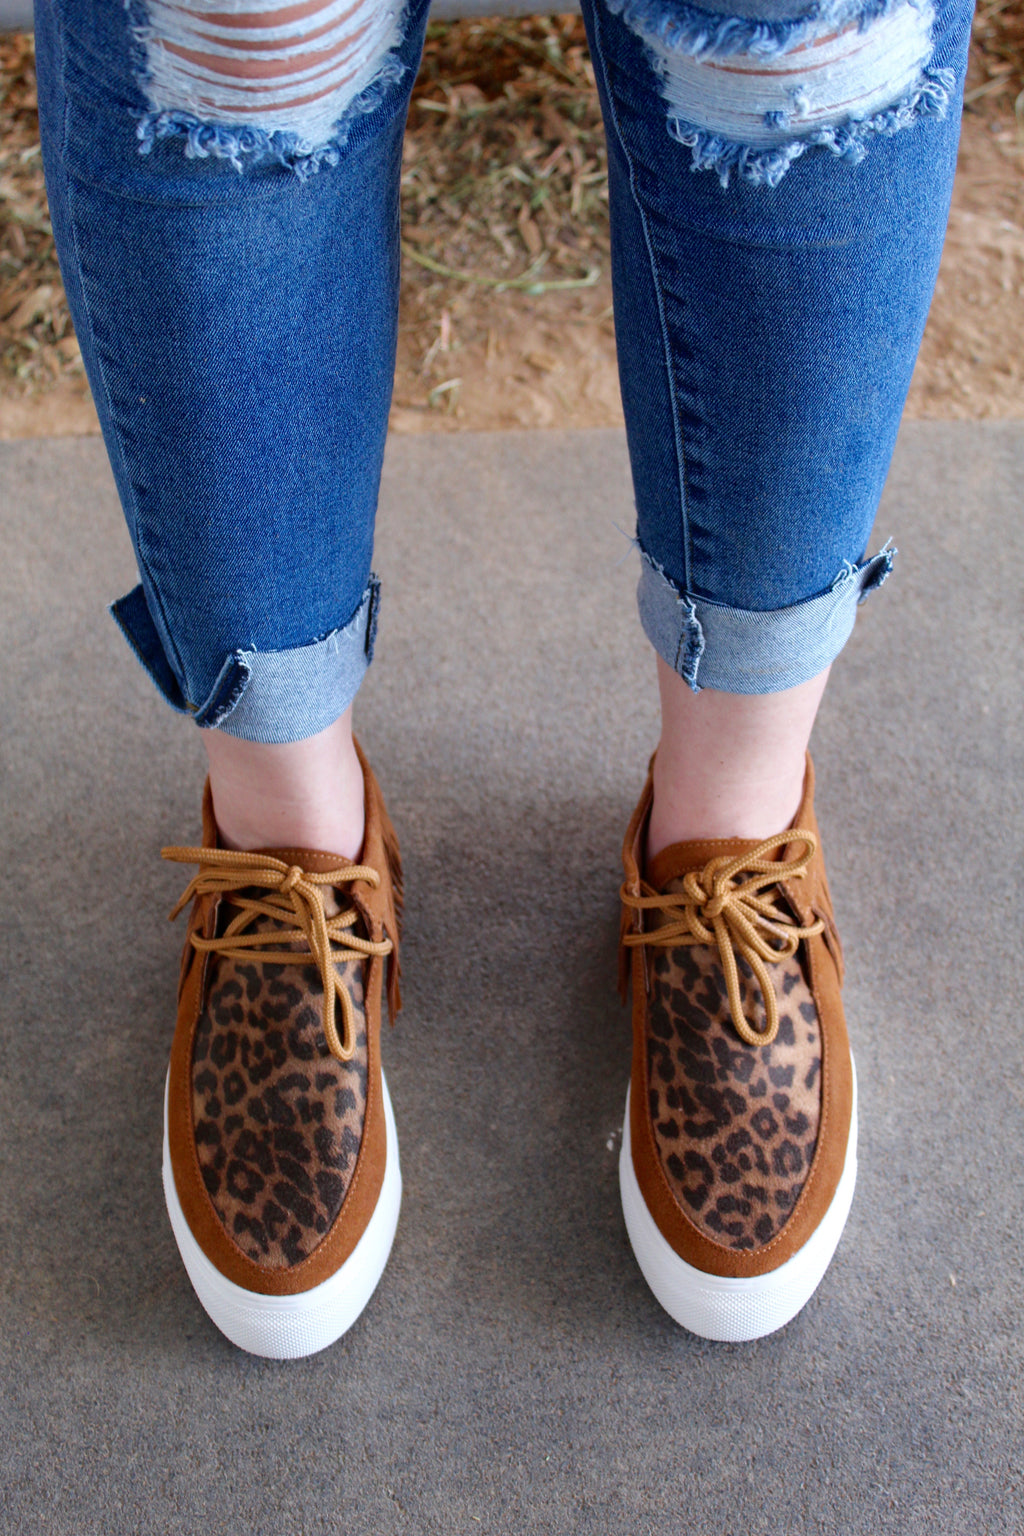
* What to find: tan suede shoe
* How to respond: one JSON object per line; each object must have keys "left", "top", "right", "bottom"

{"left": 160, "top": 740, "right": 403, "bottom": 1358}
{"left": 618, "top": 755, "right": 856, "bottom": 1340}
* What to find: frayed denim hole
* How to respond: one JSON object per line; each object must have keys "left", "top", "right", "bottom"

{"left": 129, "top": 0, "right": 410, "bottom": 177}
{"left": 610, "top": 0, "right": 954, "bottom": 187}
{"left": 603, "top": 0, "right": 914, "bottom": 61}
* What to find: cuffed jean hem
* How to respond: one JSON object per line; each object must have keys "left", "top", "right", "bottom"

{"left": 110, "top": 578, "right": 380, "bottom": 742}
{"left": 637, "top": 544, "right": 895, "bottom": 694}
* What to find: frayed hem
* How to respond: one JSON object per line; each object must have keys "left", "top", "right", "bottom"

{"left": 668, "top": 65, "right": 954, "bottom": 187}
{"left": 636, "top": 543, "right": 899, "bottom": 695}
{"left": 602, "top": 0, "right": 914, "bottom": 62}
{"left": 132, "top": 55, "right": 408, "bottom": 178}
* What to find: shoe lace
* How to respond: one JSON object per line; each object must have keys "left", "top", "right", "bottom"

{"left": 620, "top": 831, "right": 824, "bottom": 1048}
{"left": 161, "top": 846, "right": 394, "bottom": 1063}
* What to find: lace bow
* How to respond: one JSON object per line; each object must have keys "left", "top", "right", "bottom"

{"left": 162, "top": 846, "right": 393, "bottom": 1062}
{"left": 621, "top": 831, "right": 823, "bottom": 1047}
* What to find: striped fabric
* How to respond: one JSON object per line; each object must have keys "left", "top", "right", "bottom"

{"left": 649, "top": 0, "right": 935, "bottom": 148}
{"left": 140, "top": 0, "right": 404, "bottom": 145}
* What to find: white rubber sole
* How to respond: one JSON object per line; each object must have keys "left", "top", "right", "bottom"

{"left": 163, "top": 1072, "right": 402, "bottom": 1359}
{"left": 620, "top": 1061, "right": 857, "bottom": 1342}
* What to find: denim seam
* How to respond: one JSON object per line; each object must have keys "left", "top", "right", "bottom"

{"left": 65, "top": 165, "right": 191, "bottom": 695}
{"left": 109, "top": 588, "right": 191, "bottom": 713}
{"left": 52, "top": 0, "right": 190, "bottom": 694}
{"left": 54, "top": 0, "right": 71, "bottom": 163}
{"left": 638, "top": 542, "right": 706, "bottom": 687}
{"left": 590, "top": 0, "right": 694, "bottom": 593}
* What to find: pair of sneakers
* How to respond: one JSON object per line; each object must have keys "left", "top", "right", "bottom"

{"left": 161, "top": 742, "right": 856, "bottom": 1357}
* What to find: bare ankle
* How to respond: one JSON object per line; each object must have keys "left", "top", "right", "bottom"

{"left": 646, "top": 656, "right": 829, "bottom": 860}
{"left": 202, "top": 707, "right": 366, "bottom": 859}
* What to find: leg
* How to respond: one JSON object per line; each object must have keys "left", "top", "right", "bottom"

{"left": 35, "top": 0, "right": 428, "bottom": 1356}
{"left": 34, "top": 0, "right": 429, "bottom": 853}
{"left": 203, "top": 708, "right": 366, "bottom": 857}
{"left": 583, "top": 0, "right": 973, "bottom": 1337}
{"left": 584, "top": 0, "right": 970, "bottom": 830}
{"left": 649, "top": 658, "right": 830, "bottom": 854}
{"left": 36, "top": 0, "right": 426, "bottom": 764}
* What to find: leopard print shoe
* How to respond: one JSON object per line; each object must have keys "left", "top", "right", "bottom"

{"left": 618, "top": 754, "right": 857, "bottom": 1341}
{"left": 160, "top": 741, "right": 403, "bottom": 1358}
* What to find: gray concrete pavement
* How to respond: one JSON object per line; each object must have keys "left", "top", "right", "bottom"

{"left": 0, "top": 424, "right": 1021, "bottom": 1534}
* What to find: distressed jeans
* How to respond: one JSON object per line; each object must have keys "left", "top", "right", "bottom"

{"left": 34, "top": 0, "right": 973, "bottom": 741}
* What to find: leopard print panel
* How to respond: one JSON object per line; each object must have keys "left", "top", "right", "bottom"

{"left": 191, "top": 904, "right": 368, "bottom": 1271}
{"left": 646, "top": 888, "right": 821, "bottom": 1252}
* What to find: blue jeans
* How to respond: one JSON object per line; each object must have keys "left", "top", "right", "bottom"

{"left": 34, "top": 0, "right": 972, "bottom": 741}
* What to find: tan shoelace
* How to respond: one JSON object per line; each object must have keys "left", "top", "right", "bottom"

{"left": 621, "top": 831, "right": 824, "bottom": 1047}
{"left": 162, "top": 846, "right": 394, "bottom": 1062}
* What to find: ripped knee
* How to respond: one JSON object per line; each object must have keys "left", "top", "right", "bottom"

{"left": 607, "top": 0, "right": 956, "bottom": 186}
{"left": 133, "top": 0, "right": 408, "bottom": 173}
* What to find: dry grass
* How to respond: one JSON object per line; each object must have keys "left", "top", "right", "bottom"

{"left": 967, "top": 0, "right": 1024, "bottom": 118}
{"left": 395, "top": 14, "right": 617, "bottom": 424}
{"left": 403, "top": 16, "right": 608, "bottom": 294}
{"left": 0, "top": 36, "right": 82, "bottom": 393}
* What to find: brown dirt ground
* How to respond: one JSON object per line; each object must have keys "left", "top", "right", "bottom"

{"left": 0, "top": 10, "right": 1021, "bottom": 440}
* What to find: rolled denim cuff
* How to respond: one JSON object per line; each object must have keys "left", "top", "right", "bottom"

{"left": 110, "top": 577, "right": 380, "bottom": 742}
{"left": 637, "top": 545, "right": 895, "bottom": 694}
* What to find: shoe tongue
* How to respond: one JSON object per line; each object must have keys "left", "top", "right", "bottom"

{"left": 646, "top": 834, "right": 780, "bottom": 893}
{"left": 249, "top": 844, "right": 353, "bottom": 875}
